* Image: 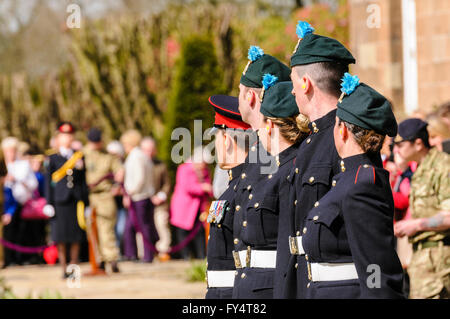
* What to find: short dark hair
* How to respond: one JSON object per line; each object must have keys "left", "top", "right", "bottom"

{"left": 295, "top": 62, "right": 349, "bottom": 98}
{"left": 412, "top": 129, "right": 431, "bottom": 149}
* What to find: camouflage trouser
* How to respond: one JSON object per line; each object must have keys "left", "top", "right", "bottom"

{"left": 407, "top": 243, "right": 450, "bottom": 299}
{"left": 89, "top": 192, "right": 120, "bottom": 262}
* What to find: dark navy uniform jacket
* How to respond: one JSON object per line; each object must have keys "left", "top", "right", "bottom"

{"left": 233, "top": 135, "right": 274, "bottom": 252}
{"left": 301, "top": 153, "right": 405, "bottom": 299}
{"left": 45, "top": 153, "right": 89, "bottom": 206}
{"left": 275, "top": 109, "right": 342, "bottom": 298}
{"left": 45, "top": 152, "right": 90, "bottom": 244}
{"left": 206, "top": 163, "right": 245, "bottom": 299}
{"left": 233, "top": 143, "right": 299, "bottom": 299}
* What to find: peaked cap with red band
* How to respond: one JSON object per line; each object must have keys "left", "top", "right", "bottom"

{"left": 208, "top": 95, "right": 250, "bottom": 130}
{"left": 57, "top": 121, "right": 75, "bottom": 134}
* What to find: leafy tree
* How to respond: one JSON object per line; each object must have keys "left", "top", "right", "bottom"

{"left": 161, "top": 34, "right": 225, "bottom": 175}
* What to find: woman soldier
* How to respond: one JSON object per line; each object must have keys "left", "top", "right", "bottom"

{"left": 232, "top": 76, "right": 309, "bottom": 299}
{"left": 45, "top": 122, "right": 89, "bottom": 279}
{"left": 300, "top": 73, "right": 405, "bottom": 298}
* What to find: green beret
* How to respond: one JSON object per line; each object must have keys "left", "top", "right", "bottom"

{"left": 337, "top": 73, "right": 397, "bottom": 137}
{"left": 260, "top": 80, "right": 299, "bottom": 118}
{"left": 240, "top": 46, "right": 291, "bottom": 88}
{"left": 290, "top": 25, "right": 355, "bottom": 67}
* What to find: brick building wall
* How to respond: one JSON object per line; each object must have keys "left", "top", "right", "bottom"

{"left": 415, "top": 0, "right": 450, "bottom": 113}
{"left": 349, "top": 0, "right": 450, "bottom": 116}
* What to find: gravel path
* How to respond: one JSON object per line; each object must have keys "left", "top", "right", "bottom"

{"left": 0, "top": 260, "right": 206, "bottom": 299}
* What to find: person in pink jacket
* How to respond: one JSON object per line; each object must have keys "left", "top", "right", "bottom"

{"left": 170, "top": 148, "right": 213, "bottom": 260}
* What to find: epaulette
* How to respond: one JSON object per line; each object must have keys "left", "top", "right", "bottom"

{"left": 354, "top": 164, "right": 376, "bottom": 184}
{"left": 45, "top": 148, "right": 57, "bottom": 156}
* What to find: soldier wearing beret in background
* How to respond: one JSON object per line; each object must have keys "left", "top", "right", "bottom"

{"left": 276, "top": 21, "right": 357, "bottom": 299}
{"left": 205, "top": 95, "right": 252, "bottom": 299}
{"left": 45, "top": 122, "right": 90, "bottom": 279}
{"left": 84, "top": 128, "right": 124, "bottom": 273}
{"left": 232, "top": 78, "right": 309, "bottom": 299}
{"left": 393, "top": 118, "right": 450, "bottom": 299}
{"left": 298, "top": 74, "right": 405, "bottom": 298}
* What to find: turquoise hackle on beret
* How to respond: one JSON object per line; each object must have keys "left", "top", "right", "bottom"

{"left": 260, "top": 79, "right": 299, "bottom": 118}
{"left": 290, "top": 21, "right": 356, "bottom": 67}
{"left": 240, "top": 45, "right": 291, "bottom": 88}
{"left": 336, "top": 73, "right": 398, "bottom": 137}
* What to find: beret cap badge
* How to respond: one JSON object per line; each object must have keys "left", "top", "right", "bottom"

{"left": 243, "top": 45, "right": 265, "bottom": 75}
{"left": 293, "top": 21, "right": 315, "bottom": 53}
{"left": 339, "top": 72, "right": 360, "bottom": 103}
{"left": 260, "top": 73, "right": 278, "bottom": 102}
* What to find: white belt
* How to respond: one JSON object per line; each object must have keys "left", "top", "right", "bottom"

{"left": 233, "top": 249, "right": 277, "bottom": 268}
{"left": 309, "top": 262, "right": 358, "bottom": 282}
{"left": 207, "top": 270, "right": 235, "bottom": 288}
{"left": 289, "top": 236, "right": 305, "bottom": 255}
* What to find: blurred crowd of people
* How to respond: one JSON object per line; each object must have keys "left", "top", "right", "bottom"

{"left": 381, "top": 102, "right": 450, "bottom": 296}
{"left": 0, "top": 124, "right": 218, "bottom": 278}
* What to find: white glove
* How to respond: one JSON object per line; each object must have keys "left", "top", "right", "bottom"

{"left": 84, "top": 206, "right": 92, "bottom": 219}
{"left": 156, "top": 191, "right": 167, "bottom": 202}
{"left": 43, "top": 204, "right": 55, "bottom": 218}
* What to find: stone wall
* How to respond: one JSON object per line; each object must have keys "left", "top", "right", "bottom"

{"left": 349, "top": 0, "right": 450, "bottom": 116}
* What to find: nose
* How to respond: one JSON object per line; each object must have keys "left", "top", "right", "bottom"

{"left": 291, "top": 88, "right": 295, "bottom": 96}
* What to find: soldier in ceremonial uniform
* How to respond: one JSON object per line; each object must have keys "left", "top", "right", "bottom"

{"left": 275, "top": 21, "right": 357, "bottom": 298}
{"left": 232, "top": 46, "right": 292, "bottom": 271}
{"left": 44, "top": 122, "right": 90, "bottom": 278}
{"left": 232, "top": 78, "right": 309, "bottom": 299}
{"left": 84, "top": 128, "right": 124, "bottom": 273}
{"left": 393, "top": 119, "right": 450, "bottom": 299}
{"left": 237, "top": 45, "right": 292, "bottom": 180}
{"left": 205, "top": 95, "right": 252, "bottom": 299}
{"left": 300, "top": 74, "right": 404, "bottom": 298}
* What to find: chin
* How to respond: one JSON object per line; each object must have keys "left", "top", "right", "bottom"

{"left": 297, "top": 106, "right": 308, "bottom": 119}
{"left": 218, "top": 162, "right": 227, "bottom": 170}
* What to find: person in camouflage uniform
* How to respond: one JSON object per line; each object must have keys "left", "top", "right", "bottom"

{"left": 84, "top": 128, "right": 124, "bottom": 273}
{"left": 394, "top": 118, "right": 450, "bottom": 299}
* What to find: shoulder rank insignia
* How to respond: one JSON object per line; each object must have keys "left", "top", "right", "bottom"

{"left": 207, "top": 200, "right": 230, "bottom": 224}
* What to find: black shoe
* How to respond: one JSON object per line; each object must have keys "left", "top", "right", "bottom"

{"left": 98, "top": 261, "right": 105, "bottom": 270}
{"left": 111, "top": 261, "right": 120, "bottom": 273}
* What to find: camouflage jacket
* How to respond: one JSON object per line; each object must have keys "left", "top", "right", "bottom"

{"left": 410, "top": 147, "right": 450, "bottom": 243}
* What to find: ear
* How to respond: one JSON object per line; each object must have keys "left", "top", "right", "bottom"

{"left": 414, "top": 138, "right": 424, "bottom": 151}
{"left": 247, "top": 89, "right": 257, "bottom": 107}
{"left": 224, "top": 133, "right": 234, "bottom": 152}
{"left": 302, "top": 76, "right": 312, "bottom": 94}
{"left": 341, "top": 122, "right": 349, "bottom": 142}
{"left": 266, "top": 119, "right": 274, "bottom": 136}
